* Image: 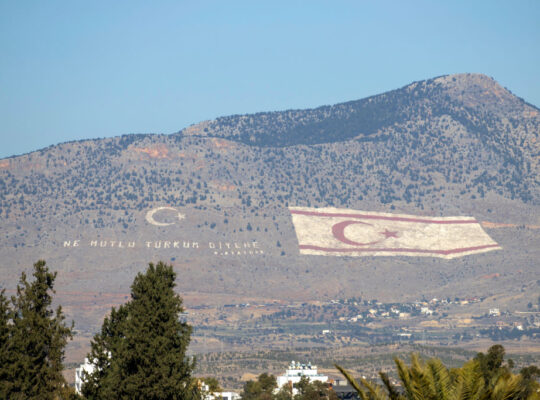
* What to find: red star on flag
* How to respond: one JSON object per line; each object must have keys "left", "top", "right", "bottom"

{"left": 380, "top": 229, "right": 399, "bottom": 239}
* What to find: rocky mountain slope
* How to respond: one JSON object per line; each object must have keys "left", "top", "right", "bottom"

{"left": 0, "top": 73, "right": 538, "bottom": 335}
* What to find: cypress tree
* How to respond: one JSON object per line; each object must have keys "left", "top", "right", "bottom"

{"left": 82, "top": 305, "right": 129, "bottom": 398}
{"left": 0, "top": 260, "right": 73, "bottom": 399}
{"left": 0, "top": 289, "right": 11, "bottom": 397}
{"left": 83, "top": 261, "right": 200, "bottom": 399}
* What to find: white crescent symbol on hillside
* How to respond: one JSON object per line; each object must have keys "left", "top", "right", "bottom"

{"left": 145, "top": 207, "right": 186, "bottom": 226}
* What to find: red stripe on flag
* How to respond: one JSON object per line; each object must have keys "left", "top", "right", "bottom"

{"left": 290, "top": 209, "right": 477, "bottom": 224}
{"left": 298, "top": 243, "right": 501, "bottom": 255}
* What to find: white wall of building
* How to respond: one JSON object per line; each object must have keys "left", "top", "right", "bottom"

{"left": 276, "top": 361, "right": 328, "bottom": 395}
{"left": 74, "top": 358, "right": 96, "bottom": 395}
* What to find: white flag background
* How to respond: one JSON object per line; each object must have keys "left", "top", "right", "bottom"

{"left": 289, "top": 207, "right": 501, "bottom": 259}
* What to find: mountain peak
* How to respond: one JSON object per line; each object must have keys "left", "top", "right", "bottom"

{"left": 434, "top": 72, "right": 495, "bottom": 86}
{"left": 427, "top": 73, "right": 537, "bottom": 116}
{"left": 179, "top": 73, "right": 538, "bottom": 148}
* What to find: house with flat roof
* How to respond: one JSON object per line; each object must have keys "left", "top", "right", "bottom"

{"left": 276, "top": 361, "right": 328, "bottom": 395}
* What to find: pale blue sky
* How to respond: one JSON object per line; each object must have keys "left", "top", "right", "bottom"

{"left": 1, "top": 1, "right": 539, "bottom": 158}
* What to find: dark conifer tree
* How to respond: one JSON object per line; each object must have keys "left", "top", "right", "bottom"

{"left": 0, "top": 289, "right": 11, "bottom": 397}
{"left": 83, "top": 261, "right": 200, "bottom": 399}
{"left": 0, "top": 260, "right": 73, "bottom": 399}
{"left": 82, "top": 305, "right": 129, "bottom": 398}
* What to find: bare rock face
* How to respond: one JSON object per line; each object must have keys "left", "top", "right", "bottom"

{"left": 432, "top": 73, "right": 534, "bottom": 116}
{"left": 0, "top": 73, "right": 538, "bottom": 335}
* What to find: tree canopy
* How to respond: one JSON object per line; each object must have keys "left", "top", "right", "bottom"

{"left": 337, "top": 345, "right": 540, "bottom": 400}
{"left": 240, "top": 373, "right": 337, "bottom": 400}
{"left": 82, "top": 261, "right": 200, "bottom": 399}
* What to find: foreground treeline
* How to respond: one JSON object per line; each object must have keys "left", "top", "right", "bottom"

{"left": 337, "top": 345, "right": 540, "bottom": 400}
{"left": 239, "top": 345, "right": 540, "bottom": 400}
{"left": 0, "top": 260, "right": 199, "bottom": 399}
{"left": 1, "top": 260, "right": 539, "bottom": 400}
{"left": 239, "top": 373, "right": 338, "bottom": 400}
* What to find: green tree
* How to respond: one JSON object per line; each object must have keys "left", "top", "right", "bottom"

{"left": 293, "top": 376, "right": 337, "bottom": 400}
{"left": 81, "top": 305, "right": 129, "bottom": 398}
{"left": 240, "top": 373, "right": 277, "bottom": 400}
{"left": 474, "top": 344, "right": 509, "bottom": 383}
{"left": 519, "top": 366, "right": 540, "bottom": 399}
{"left": 82, "top": 261, "right": 200, "bottom": 399}
{"left": 202, "top": 377, "right": 222, "bottom": 398}
{"left": 274, "top": 384, "right": 293, "bottom": 400}
{"left": 0, "top": 260, "right": 74, "bottom": 399}
{"left": 336, "top": 350, "right": 539, "bottom": 400}
{"left": 0, "top": 289, "right": 11, "bottom": 392}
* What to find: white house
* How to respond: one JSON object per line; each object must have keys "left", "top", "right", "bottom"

{"left": 74, "top": 358, "right": 96, "bottom": 394}
{"left": 218, "top": 392, "right": 241, "bottom": 400}
{"left": 420, "top": 307, "right": 433, "bottom": 315}
{"left": 276, "top": 361, "right": 328, "bottom": 395}
{"left": 202, "top": 386, "right": 240, "bottom": 400}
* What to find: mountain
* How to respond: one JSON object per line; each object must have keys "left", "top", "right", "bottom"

{"left": 0, "top": 73, "right": 539, "bottom": 345}
{"left": 180, "top": 73, "right": 539, "bottom": 203}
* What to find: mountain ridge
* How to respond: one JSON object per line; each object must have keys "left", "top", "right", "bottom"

{"left": 179, "top": 73, "right": 539, "bottom": 147}
{"left": 2, "top": 73, "right": 538, "bottom": 161}
{"left": 1, "top": 73, "right": 537, "bottom": 216}
{"left": 0, "top": 73, "right": 538, "bottom": 338}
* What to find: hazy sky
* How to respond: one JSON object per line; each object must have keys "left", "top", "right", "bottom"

{"left": 1, "top": 1, "right": 539, "bottom": 158}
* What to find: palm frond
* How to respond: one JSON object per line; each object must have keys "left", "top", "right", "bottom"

{"left": 490, "top": 373, "right": 523, "bottom": 400}
{"left": 335, "top": 364, "right": 370, "bottom": 400}
{"left": 427, "top": 358, "right": 452, "bottom": 400}
{"left": 395, "top": 357, "right": 418, "bottom": 400}
{"left": 359, "top": 375, "right": 390, "bottom": 400}
{"left": 380, "top": 371, "right": 403, "bottom": 400}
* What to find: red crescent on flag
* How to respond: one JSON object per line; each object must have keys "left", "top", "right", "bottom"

{"left": 331, "top": 220, "right": 383, "bottom": 246}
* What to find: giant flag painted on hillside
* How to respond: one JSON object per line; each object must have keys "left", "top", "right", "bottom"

{"left": 289, "top": 207, "right": 501, "bottom": 259}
